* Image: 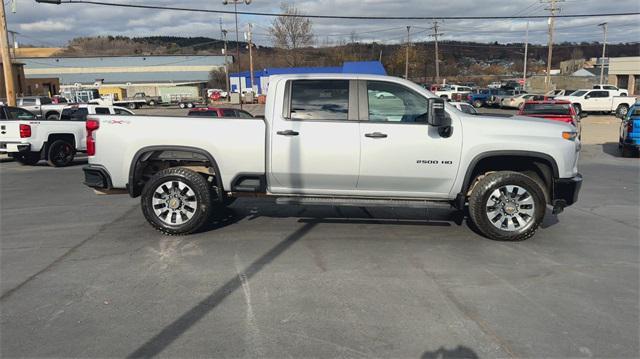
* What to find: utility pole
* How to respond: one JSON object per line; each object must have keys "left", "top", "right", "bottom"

{"left": 429, "top": 20, "right": 442, "bottom": 84}
{"left": 221, "top": 29, "right": 230, "bottom": 96}
{"left": 0, "top": 0, "right": 16, "bottom": 106}
{"left": 544, "top": 0, "right": 563, "bottom": 92}
{"left": 246, "top": 23, "right": 254, "bottom": 92}
{"left": 523, "top": 21, "right": 529, "bottom": 88}
{"left": 405, "top": 26, "right": 410, "bottom": 79}
{"left": 598, "top": 22, "right": 608, "bottom": 84}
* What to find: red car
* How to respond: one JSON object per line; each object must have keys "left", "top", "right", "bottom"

{"left": 187, "top": 107, "right": 254, "bottom": 118}
{"left": 518, "top": 100, "right": 580, "bottom": 126}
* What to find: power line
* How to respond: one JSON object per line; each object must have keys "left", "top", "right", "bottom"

{"left": 42, "top": 1, "right": 640, "bottom": 20}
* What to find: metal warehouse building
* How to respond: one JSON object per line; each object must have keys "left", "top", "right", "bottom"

{"left": 18, "top": 55, "right": 229, "bottom": 101}
{"left": 230, "top": 61, "right": 387, "bottom": 95}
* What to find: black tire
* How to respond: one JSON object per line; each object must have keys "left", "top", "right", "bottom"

{"left": 141, "top": 167, "right": 213, "bottom": 235}
{"left": 472, "top": 99, "right": 483, "bottom": 108}
{"left": 616, "top": 104, "right": 629, "bottom": 118}
{"left": 621, "top": 93, "right": 627, "bottom": 97}
{"left": 47, "top": 140, "right": 75, "bottom": 167}
{"left": 187, "top": 102, "right": 194, "bottom": 108}
{"left": 148, "top": 100, "right": 156, "bottom": 106}
{"left": 621, "top": 145, "right": 634, "bottom": 158}
{"left": 179, "top": 102, "right": 186, "bottom": 109}
{"left": 15, "top": 152, "right": 41, "bottom": 165}
{"left": 468, "top": 171, "right": 546, "bottom": 241}
{"left": 573, "top": 104, "right": 582, "bottom": 116}
{"left": 127, "top": 102, "right": 137, "bottom": 110}
{"left": 46, "top": 113, "right": 59, "bottom": 121}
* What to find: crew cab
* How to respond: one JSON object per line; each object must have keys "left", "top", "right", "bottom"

{"left": 0, "top": 104, "right": 133, "bottom": 167}
{"left": 17, "top": 96, "right": 69, "bottom": 120}
{"left": 555, "top": 89, "right": 637, "bottom": 117}
{"left": 82, "top": 74, "right": 582, "bottom": 241}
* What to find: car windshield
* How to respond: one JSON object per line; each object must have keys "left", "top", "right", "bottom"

{"left": 522, "top": 103, "right": 572, "bottom": 116}
{"left": 570, "top": 90, "right": 587, "bottom": 96}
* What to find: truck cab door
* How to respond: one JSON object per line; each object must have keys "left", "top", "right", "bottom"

{"left": 269, "top": 79, "right": 361, "bottom": 195}
{"left": 357, "top": 80, "right": 462, "bottom": 198}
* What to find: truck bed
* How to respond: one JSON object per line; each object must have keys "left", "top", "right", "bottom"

{"left": 90, "top": 115, "right": 266, "bottom": 189}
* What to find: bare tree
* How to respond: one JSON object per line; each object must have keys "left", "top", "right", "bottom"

{"left": 269, "top": 2, "right": 314, "bottom": 66}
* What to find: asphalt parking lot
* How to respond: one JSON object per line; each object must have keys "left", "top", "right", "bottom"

{"left": 1, "top": 112, "right": 638, "bottom": 358}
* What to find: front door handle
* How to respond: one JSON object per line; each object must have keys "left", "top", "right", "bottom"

{"left": 365, "top": 132, "right": 388, "bottom": 138}
{"left": 277, "top": 130, "right": 299, "bottom": 136}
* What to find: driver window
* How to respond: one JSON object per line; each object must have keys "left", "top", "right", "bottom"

{"left": 367, "top": 81, "right": 428, "bottom": 123}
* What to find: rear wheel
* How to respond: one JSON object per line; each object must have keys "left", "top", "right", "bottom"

{"left": 621, "top": 145, "right": 635, "bottom": 158}
{"left": 46, "top": 113, "right": 59, "bottom": 121}
{"left": 178, "top": 102, "right": 186, "bottom": 109}
{"left": 148, "top": 100, "right": 156, "bottom": 106}
{"left": 141, "top": 167, "right": 213, "bottom": 235}
{"left": 15, "top": 152, "right": 41, "bottom": 165}
{"left": 127, "top": 102, "right": 137, "bottom": 110}
{"left": 472, "top": 99, "right": 483, "bottom": 108}
{"left": 468, "top": 171, "right": 546, "bottom": 241}
{"left": 186, "top": 102, "right": 194, "bottom": 108}
{"left": 47, "top": 140, "right": 75, "bottom": 167}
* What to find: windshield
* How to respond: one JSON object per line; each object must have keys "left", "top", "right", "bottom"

{"left": 570, "top": 90, "right": 587, "bottom": 97}
{"left": 522, "top": 103, "right": 572, "bottom": 116}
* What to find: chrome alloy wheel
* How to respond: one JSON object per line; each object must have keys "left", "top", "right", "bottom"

{"left": 152, "top": 180, "right": 197, "bottom": 225}
{"left": 485, "top": 185, "right": 535, "bottom": 232}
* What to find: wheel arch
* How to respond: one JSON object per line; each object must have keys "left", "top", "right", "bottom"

{"left": 45, "top": 133, "right": 77, "bottom": 157}
{"left": 459, "top": 151, "right": 559, "bottom": 206}
{"left": 128, "top": 145, "right": 224, "bottom": 199}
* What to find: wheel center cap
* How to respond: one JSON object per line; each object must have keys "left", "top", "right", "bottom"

{"left": 504, "top": 204, "right": 517, "bottom": 215}
{"left": 168, "top": 197, "right": 181, "bottom": 210}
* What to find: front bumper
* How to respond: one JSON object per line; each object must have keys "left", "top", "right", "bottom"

{"left": 82, "top": 165, "right": 112, "bottom": 189}
{"left": 552, "top": 173, "right": 583, "bottom": 213}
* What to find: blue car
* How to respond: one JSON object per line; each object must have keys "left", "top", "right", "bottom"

{"left": 619, "top": 102, "right": 640, "bottom": 157}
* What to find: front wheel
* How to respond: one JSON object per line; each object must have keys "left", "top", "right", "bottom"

{"left": 47, "top": 140, "right": 75, "bottom": 167}
{"left": 148, "top": 100, "right": 156, "bottom": 106}
{"left": 472, "top": 100, "right": 483, "bottom": 108}
{"left": 141, "top": 167, "right": 213, "bottom": 235}
{"left": 468, "top": 171, "right": 546, "bottom": 241}
{"left": 616, "top": 104, "right": 629, "bottom": 118}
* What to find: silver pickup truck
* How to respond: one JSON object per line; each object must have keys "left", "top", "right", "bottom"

{"left": 82, "top": 74, "right": 582, "bottom": 241}
{"left": 17, "top": 96, "right": 68, "bottom": 120}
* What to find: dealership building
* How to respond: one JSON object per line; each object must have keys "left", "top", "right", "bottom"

{"left": 19, "top": 55, "right": 229, "bottom": 101}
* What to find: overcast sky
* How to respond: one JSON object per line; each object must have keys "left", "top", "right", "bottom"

{"left": 7, "top": 0, "right": 640, "bottom": 48}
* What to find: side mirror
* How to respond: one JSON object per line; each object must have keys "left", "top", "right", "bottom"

{"left": 427, "top": 97, "right": 446, "bottom": 127}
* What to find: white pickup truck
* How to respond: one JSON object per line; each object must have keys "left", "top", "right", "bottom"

{"left": 82, "top": 74, "right": 582, "bottom": 241}
{"left": 434, "top": 85, "right": 473, "bottom": 100}
{"left": 0, "top": 104, "right": 134, "bottom": 166}
{"left": 555, "top": 89, "right": 637, "bottom": 117}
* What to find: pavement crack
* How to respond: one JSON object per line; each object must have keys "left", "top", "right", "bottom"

{"left": 0, "top": 205, "right": 139, "bottom": 301}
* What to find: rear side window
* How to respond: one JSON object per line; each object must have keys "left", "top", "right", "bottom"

{"left": 188, "top": 110, "right": 218, "bottom": 117}
{"left": 21, "top": 98, "right": 36, "bottom": 106}
{"left": 60, "top": 108, "right": 88, "bottom": 121}
{"left": 39, "top": 97, "right": 52, "bottom": 105}
{"left": 522, "top": 103, "right": 572, "bottom": 115}
{"left": 222, "top": 109, "right": 236, "bottom": 117}
{"left": 590, "top": 91, "right": 609, "bottom": 98}
{"left": 289, "top": 80, "right": 349, "bottom": 121}
{"left": 114, "top": 108, "right": 133, "bottom": 115}
{"left": 6, "top": 107, "right": 36, "bottom": 120}
{"left": 95, "top": 107, "right": 111, "bottom": 115}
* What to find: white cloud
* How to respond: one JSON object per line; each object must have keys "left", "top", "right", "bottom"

{"left": 19, "top": 20, "right": 73, "bottom": 32}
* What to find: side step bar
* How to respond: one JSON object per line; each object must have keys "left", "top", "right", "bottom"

{"left": 275, "top": 197, "right": 453, "bottom": 209}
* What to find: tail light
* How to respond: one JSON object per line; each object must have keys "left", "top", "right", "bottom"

{"left": 19, "top": 124, "right": 31, "bottom": 138}
{"left": 86, "top": 119, "right": 99, "bottom": 156}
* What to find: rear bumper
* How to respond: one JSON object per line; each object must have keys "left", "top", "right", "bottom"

{"left": 552, "top": 173, "right": 583, "bottom": 213}
{"left": 0, "top": 142, "right": 31, "bottom": 154}
{"left": 83, "top": 165, "right": 112, "bottom": 189}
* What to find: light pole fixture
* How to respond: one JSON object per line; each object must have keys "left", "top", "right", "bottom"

{"left": 222, "top": 0, "right": 252, "bottom": 109}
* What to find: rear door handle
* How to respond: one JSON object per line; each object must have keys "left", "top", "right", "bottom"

{"left": 365, "top": 132, "right": 388, "bottom": 138}
{"left": 277, "top": 130, "right": 299, "bottom": 136}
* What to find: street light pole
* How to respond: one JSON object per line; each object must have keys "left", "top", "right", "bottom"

{"left": 598, "top": 22, "right": 608, "bottom": 84}
{"left": 222, "top": 0, "right": 251, "bottom": 109}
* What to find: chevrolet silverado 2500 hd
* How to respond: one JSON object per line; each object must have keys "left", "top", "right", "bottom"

{"left": 82, "top": 74, "right": 582, "bottom": 241}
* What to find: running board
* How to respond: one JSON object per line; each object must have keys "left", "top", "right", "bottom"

{"left": 275, "top": 197, "right": 453, "bottom": 209}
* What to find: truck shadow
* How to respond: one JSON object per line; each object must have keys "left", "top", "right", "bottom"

{"left": 421, "top": 345, "right": 479, "bottom": 359}
{"left": 601, "top": 142, "right": 623, "bottom": 158}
